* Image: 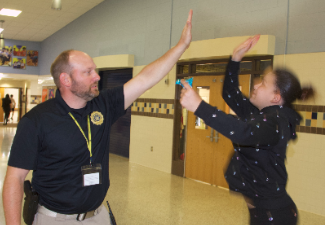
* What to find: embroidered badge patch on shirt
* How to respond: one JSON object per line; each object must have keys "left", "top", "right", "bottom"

{"left": 90, "top": 111, "right": 104, "bottom": 125}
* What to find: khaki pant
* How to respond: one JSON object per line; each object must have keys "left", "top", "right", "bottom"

{"left": 33, "top": 205, "right": 112, "bottom": 225}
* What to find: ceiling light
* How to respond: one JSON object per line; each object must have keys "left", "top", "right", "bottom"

{"left": 51, "top": 0, "right": 62, "bottom": 10}
{"left": 0, "top": 21, "right": 4, "bottom": 49}
{"left": 0, "top": 8, "right": 22, "bottom": 17}
{"left": 0, "top": 35, "right": 4, "bottom": 48}
{"left": 0, "top": 28, "right": 3, "bottom": 33}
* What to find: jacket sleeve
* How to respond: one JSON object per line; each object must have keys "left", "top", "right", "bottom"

{"left": 222, "top": 58, "right": 258, "bottom": 120}
{"left": 195, "top": 101, "right": 280, "bottom": 147}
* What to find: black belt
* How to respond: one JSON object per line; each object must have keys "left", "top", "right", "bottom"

{"left": 37, "top": 204, "right": 101, "bottom": 221}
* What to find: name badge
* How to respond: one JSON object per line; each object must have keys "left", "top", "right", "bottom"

{"left": 81, "top": 163, "right": 102, "bottom": 187}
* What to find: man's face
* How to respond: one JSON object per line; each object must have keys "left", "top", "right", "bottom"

{"left": 69, "top": 52, "right": 100, "bottom": 101}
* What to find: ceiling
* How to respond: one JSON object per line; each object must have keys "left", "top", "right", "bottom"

{"left": 0, "top": 0, "right": 104, "bottom": 42}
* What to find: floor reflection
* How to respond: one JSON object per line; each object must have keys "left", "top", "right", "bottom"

{"left": 0, "top": 126, "right": 323, "bottom": 225}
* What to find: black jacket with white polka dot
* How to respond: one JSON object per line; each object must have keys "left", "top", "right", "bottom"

{"left": 194, "top": 59, "right": 301, "bottom": 209}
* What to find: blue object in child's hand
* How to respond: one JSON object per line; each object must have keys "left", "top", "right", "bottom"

{"left": 176, "top": 77, "right": 193, "bottom": 88}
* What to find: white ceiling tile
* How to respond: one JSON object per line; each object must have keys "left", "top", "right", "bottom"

{"left": 16, "top": 12, "right": 39, "bottom": 20}
{"left": 26, "top": 24, "right": 47, "bottom": 30}
{"left": 20, "top": 27, "right": 43, "bottom": 34}
{"left": 2, "top": 26, "right": 21, "bottom": 32}
{"left": 3, "top": 35, "right": 16, "bottom": 40}
{"left": 14, "top": 33, "right": 33, "bottom": 40}
{"left": 0, "top": 0, "right": 104, "bottom": 41}
{"left": 68, "top": 7, "right": 89, "bottom": 15}
{"left": 6, "top": 21, "right": 25, "bottom": 28}
{"left": 36, "top": 15, "right": 59, "bottom": 22}
{"left": 28, "top": 37, "right": 43, "bottom": 42}
{"left": 3, "top": 31, "right": 20, "bottom": 36}
{"left": 29, "top": 33, "right": 48, "bottom": 41}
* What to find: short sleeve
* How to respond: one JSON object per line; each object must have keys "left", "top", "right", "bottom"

{"left": 8, "top": 117, "right": 39, "bottom": 170}
{"left": 102, "top": 86, "right": 126, "bottom": 125}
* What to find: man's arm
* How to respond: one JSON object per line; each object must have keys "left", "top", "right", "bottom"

{"left": 123, "top": 10, "right": 193, "bottom": 110}
{"left": 3, "top": 166, "right": 30, "bottom": 225}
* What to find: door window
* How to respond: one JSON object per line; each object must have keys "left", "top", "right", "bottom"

{"left": 195, "top": 86, "right": 209, "bottom": 130}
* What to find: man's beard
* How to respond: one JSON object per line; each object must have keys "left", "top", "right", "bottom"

{"left": 70, "top": 79, "right": 99, "bottom": 101}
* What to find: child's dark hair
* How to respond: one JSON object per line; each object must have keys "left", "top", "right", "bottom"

{"left": 274, "top": 69, "right": 314, "bottom": 107}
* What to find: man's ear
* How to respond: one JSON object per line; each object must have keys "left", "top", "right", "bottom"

{"left": 59, "top": 73, "right": 72, "bottom": 87}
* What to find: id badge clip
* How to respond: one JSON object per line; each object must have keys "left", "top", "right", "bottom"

{"left": 81, "top": 163, "right": 102, "bottom": 187}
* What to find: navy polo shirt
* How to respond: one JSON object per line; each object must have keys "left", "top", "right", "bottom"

{"left": 8, "top": 87, "right": 126, "bottom": 214}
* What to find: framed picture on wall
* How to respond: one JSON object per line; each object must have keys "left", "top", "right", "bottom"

{"left": 27, "top": 50, "right": 38, "bottom": 66}
{"left": 0, "top": 46, "right": 12, "bottom": 67}
{"left": 13, "top": 57, "right": 26, "bottom": 69}
{"left": 42, "top": 86, "right": 57, "bottom": 102}
{"left": 30, "top": 95, "right": 41, "bottom": 104}
{"left": 42, "top": 88, "right": 47, "bottom": 102}
{"left": 48, "top": 88, "right": 55, "bottom": 99}
{"left": 13, "top": 45, "right": 26, "bottom": 56}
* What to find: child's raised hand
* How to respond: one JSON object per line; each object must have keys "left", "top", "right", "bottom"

{"left": 232, "top": 35, "right": 260, "bottom": 62}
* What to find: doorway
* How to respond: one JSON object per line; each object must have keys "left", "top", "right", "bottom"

{"left": 184, "top": 75, "right": 250, "bottom": 188}
{"left": 0, "top": 88, "right": 20, "bottom": 123}
{"left": 172, "top": 56, "right": 273, "bottom": 188}
{"left": 98, "top": 69, "right": 132, "bottom": 158}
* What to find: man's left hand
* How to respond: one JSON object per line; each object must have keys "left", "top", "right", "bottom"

{"left": 177, "top": 10, "right": 193, "bottom": 49}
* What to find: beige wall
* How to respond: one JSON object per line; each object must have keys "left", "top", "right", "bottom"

{"left": 180, "top": 35, "right": 275, "bottom": 61}
{"left": 274, "top": 53, "right": 325, "bottom": 105}
{"left": 93, "top": 54, "right": 134, "bottom": 70}
{"left": 129, "top": 116, "right": 174, "bottom": 174}
{"left": 274, "top": 53, "right": 325, "bottom": 216}
{"left": 0, "top": 80, "right": 29, "bottom": 89}
{"left": 133, "top": 65, "right": 177, "bottom": 100}
{"left": 129, "top": 65, "right": 176, "bottom": 173}
{"left": 129, "top": 37, "right": 325, "bottom": 216}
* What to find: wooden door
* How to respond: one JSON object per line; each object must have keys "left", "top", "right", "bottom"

{"left": 185, "top": 76, "right": 223, "bottom": 184}
{"left": 185, "top": 74, "right": 251, "bottom": 188}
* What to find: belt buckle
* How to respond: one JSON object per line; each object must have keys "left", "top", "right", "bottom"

{"left": 76, "top": 209, "right": 96, "bottom": 221}
{"left": 76, "top": 213, "right": 87, "bottom": 221}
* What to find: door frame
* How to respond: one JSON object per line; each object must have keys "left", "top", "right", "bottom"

{"left": 0, "top": 87, "right": 23, "bottom": 122}
{"left": 98, "top": 68, "right": 133, "bottom": 158}
{"left": 171, "top": 56, "right": 273, "bottom": 177}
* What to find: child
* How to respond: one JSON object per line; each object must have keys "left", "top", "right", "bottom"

{"left": 180, "top": 35, "right": 314, "bottom": 225}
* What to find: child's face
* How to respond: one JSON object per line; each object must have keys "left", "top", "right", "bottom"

{"left": 250, "top": 72, "right": 279, "bottom": 110}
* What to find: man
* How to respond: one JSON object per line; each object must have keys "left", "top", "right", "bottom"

{"left": 2, "top": 94, "right": 11, "bottom": 125}
{"left": 0, "top": 48, "right": 10, "bottom": 66}
{"left": 10, "top": 95, "right": 16, "bottom": 120}
{"left": 2, "top": 10, "right": 193, "bottom": 225}
{"left": 20, "top": 60, "right": 25, "bottom": 69}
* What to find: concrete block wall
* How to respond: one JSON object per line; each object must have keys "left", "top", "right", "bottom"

{"left": 40, "top": 0, "right": 325, "bottom": 74}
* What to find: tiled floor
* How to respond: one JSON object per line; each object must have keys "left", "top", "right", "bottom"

{"left": 0, "top": 126, "right": 324, "bottom": 224}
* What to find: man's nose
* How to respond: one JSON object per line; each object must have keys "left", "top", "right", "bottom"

{"left": 93, "top": 72, "right": 100, "bottom": 81}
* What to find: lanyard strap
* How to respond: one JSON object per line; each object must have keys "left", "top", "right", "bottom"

{"left": 69, "top": 113, "right": 92, "bottom": 161}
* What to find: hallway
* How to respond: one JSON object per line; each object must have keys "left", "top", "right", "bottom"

{"left": 0, "top": 126, "right": 324, "bottom": 224}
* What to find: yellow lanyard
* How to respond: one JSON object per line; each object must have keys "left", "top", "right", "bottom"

{"left": 69, "top": 112, "right": 92, "bottom": 163}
